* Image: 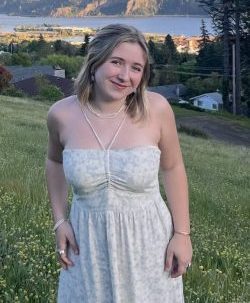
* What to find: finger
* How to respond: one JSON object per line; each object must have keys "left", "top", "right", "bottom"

{"left": 68, "top": 236, "right": 79, "bottom": 255}
{"left": 57, "top": 245, "right": 74, "bottom": 267}
{"left": 171, "top": 262, "right": 186, "bottom": 278}
{"left": 56, "top": 249, "right": 68, "bottom": 270}
{"left": 58, "top": 258, "right": 68, "bottom": 270}
{"left": 171, "top": 268, "right": 186, "bottom": 278}
{"left": 164, "top": 249, "right": 173, "bottom": 271}
{"left": 60, "top": 251, "right": 74, "bottom": 267}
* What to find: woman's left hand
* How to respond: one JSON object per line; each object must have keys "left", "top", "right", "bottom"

{"left": 164, "top": 233, "right": 193, "bottom": 278}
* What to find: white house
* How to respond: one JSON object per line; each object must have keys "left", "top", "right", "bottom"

{"left": 190, "top": 92, "right": 223, "bottom": 111}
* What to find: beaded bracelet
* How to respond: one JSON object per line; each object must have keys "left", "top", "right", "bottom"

{"left": 53, "top": 218, "right": 67, "bottom": 232}
{"left": 174, "top": 230, "right": 190, "bottom": 236}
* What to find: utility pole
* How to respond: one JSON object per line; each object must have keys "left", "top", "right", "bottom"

{"left": 222, "top": 0, "right": 231, "bottom": 112}
{"left": 235, "top": 0, "right": 241, "bottom": 114}
{"left": 232, "top": 43, "right": 236, "bottom": 115}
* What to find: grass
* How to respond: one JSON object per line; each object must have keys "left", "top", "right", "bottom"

{"left": 177, "top": 124, "right": 210, "bottom": 139}
{"left": 172, "top": 104, "right": 250, "bottom": 129}
{"left": 172, "top": 104, "right": 208, "bottom": 118}
{"left": 0, "top": 95, "right": 249, "bottom": 303}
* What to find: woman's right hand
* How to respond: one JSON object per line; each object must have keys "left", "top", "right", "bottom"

{"left": 55, "top": 221, "right": 79, "bottom": 270}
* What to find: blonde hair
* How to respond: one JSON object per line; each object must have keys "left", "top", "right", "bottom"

{"left": 74, "top": 24, "right": 150, "bottom": 120}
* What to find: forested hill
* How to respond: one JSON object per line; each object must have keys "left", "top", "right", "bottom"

{"left": 0, "top": 0, "right": 205, "bottom": 17}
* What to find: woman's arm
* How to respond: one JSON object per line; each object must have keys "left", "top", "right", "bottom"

{"left": 46, "top": 105, "right": 68, "bottom": 222}
{"left": 157, "top": 96, "right": 192, "bottom": 278}
{"left": 46, "top": 105, "right": 79, "bottom": 269}
{"left": 45, "top": 158, "right": 68, "bottom": 223}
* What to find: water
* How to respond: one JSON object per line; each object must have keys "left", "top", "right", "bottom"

{"left": 0, "top": 14, "right": 214, "bottom": 36}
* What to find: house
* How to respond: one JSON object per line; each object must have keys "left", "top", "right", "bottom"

{"left": 148, "top": 84, "right": 187, "bottom": 101}
{"left": 6, "top": 65, "right": 65, "bottom": 83}
{"left": 14, "top": 75, "right": 74, "bottom": 97}
{"left": 190, "top": 92, "right": 223, "bottom": 111}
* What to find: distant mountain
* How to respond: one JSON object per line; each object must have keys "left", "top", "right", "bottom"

{"left": 0, "top": 0, "right": 205, "bottom": 17}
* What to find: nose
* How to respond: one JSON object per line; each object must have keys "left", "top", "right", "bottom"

{"left": 117, "top": 66, "right": 130, "bottom": 82}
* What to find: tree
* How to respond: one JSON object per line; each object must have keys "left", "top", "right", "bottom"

{"left": 158, "top": 66, "right": 178, "bottom": 85}
{"left": 162, "top": 34, "right": 178, "bottom": 64}
{"left": 199, "top": 19, "right": 210, "bottom": 48}
{"left": 27, "top": 40, "right": 40, "bottom": 53}
{"left": 0, "top": 65, "right": 12, "bottom": 92}
{"left": 40, "top": 54, "right": 84, "bottom": 79}
{"left": 79, "top": 43, "right": 86, "bottom": 57}
{"left": 79, "top": 33, "right": 90, "bottom": 57}
{"left": 199, "top": 0, "right": 249, "bottom": 114}
{"left": 8, "top": 41, "right": 15, "bottom": 54}
{"left": 196, "top": 40, "right": 224, "bottom": 75}
{"left": 199, "top": 0, "right": 233, "bottom": 111}
{"left": 241, "top": 6, "right": 250, "bottom": 105}
{"left": 11, "top": 52, "right": 32, "bottom": 66}
{"left": 185, "top": 73, "right": 222, "bottom": 97}
{"left": 177, "top": 59, "right": 197, "bottom": 83}
{"left": 148, "top": 39, "right": 157, "bottom": 62}
{"left": 54, "top": 40, "right": 62, "bottom": 52}
{"left": 37, "top": 34, "right": 53, "bottom": 57}
{"left": 38, "top": 34, "right": 46, "bottom": 49}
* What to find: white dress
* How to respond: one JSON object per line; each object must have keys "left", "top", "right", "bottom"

{"left": 57, "top": 109, "right": 184, "bottom": 303}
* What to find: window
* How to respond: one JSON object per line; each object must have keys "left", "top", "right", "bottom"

{"left": 198, "top": 100, "right": 203, "bottom": 106}
{"left": 212, "top": 104, "right": 217, "bottom": 109}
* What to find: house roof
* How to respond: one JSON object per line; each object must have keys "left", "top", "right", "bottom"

{"left": 14, "top": 75, "right": 74, "bottom": 97}
{"left": 148, "top": 84, "right": 187, "bottom": 100}
{"left": 190, "top": 92, "right": 223, "bottom": 104}
{"left": 6, "top": 65, "right": 55, "bottom": 83}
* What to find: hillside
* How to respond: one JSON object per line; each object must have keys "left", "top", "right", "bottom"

{"left": 0, "top": 95, "right": 249, "bottom": 302}
{"left": 0, "top": 0, "right": 205, "bottom": 17}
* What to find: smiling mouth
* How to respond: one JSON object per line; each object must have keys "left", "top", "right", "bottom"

{"left": 110, "top": 81, "right": 129, "bottom": 89}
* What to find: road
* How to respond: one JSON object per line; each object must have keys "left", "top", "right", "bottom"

{"left": 176, "top": 115, "right": 250, "bottom": 148}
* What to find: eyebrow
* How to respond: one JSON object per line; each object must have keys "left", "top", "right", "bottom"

{"left": 109, "top": 56, "right": 145, "bottom": 68}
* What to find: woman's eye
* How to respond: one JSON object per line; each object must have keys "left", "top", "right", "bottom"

{"left": 132, "top": 66, "right": 142, "bottom": 72}
{"left": 111, "top": 60, "right": 121, "bottom": 65}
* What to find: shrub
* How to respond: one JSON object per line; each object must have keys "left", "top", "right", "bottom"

{"left": 1, "top": 85, "right": 25, "bottom": 97}
{"left": 34, "top": 75, "right": 63, "bottom": 102}
{"left": 0, "top": 65, "right": 12, "bottom": 92}
{"left": 38, "top": 85, "right": 64, "bottom": 102}
{"left": 0, "top": 52, "right": 12, "bottom": 66}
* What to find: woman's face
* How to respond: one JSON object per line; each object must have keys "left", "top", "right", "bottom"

{"left": 93, "top": 42, "right": 146, "bottom": 103}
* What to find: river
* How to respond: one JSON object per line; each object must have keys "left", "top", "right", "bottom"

{"left": 0, "top": 14, "right": 214, "bottom": 36}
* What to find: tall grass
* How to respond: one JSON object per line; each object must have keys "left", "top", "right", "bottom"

{"left": 0, "top": 96, "right": 249, "bottom": 303}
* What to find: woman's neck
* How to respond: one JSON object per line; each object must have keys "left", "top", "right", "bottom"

{"left": 90, "top": 98, "right": 127, "bottom": 114}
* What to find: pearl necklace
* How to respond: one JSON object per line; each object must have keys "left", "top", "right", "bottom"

{"left": 86, "top": 101, "right": 126, "bottom": 119}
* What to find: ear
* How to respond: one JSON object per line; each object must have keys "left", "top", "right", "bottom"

{"left": 90, "top": 69, "right": 95, "bottom": 83}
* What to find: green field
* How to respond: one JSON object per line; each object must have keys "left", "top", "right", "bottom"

{"left": 0, "top": 96, "right": 249, "bottom": 303}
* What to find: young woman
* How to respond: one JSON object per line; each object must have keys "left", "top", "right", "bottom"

{"left": 46, "top": 24, "right": 192, "bottom": 302}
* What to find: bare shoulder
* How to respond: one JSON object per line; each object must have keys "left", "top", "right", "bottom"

{"left": 47, "top": 95, "right": 77, "bottom": 119}
{"left": 146, "top": 90, "right": 174, "bottom": 122}
{"left": 47, "top": 95, "right": 77, "bottom": 128}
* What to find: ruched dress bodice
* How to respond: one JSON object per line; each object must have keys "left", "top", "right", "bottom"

{"left": 63, "top": 146, "right": 160, "bottom": 209}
